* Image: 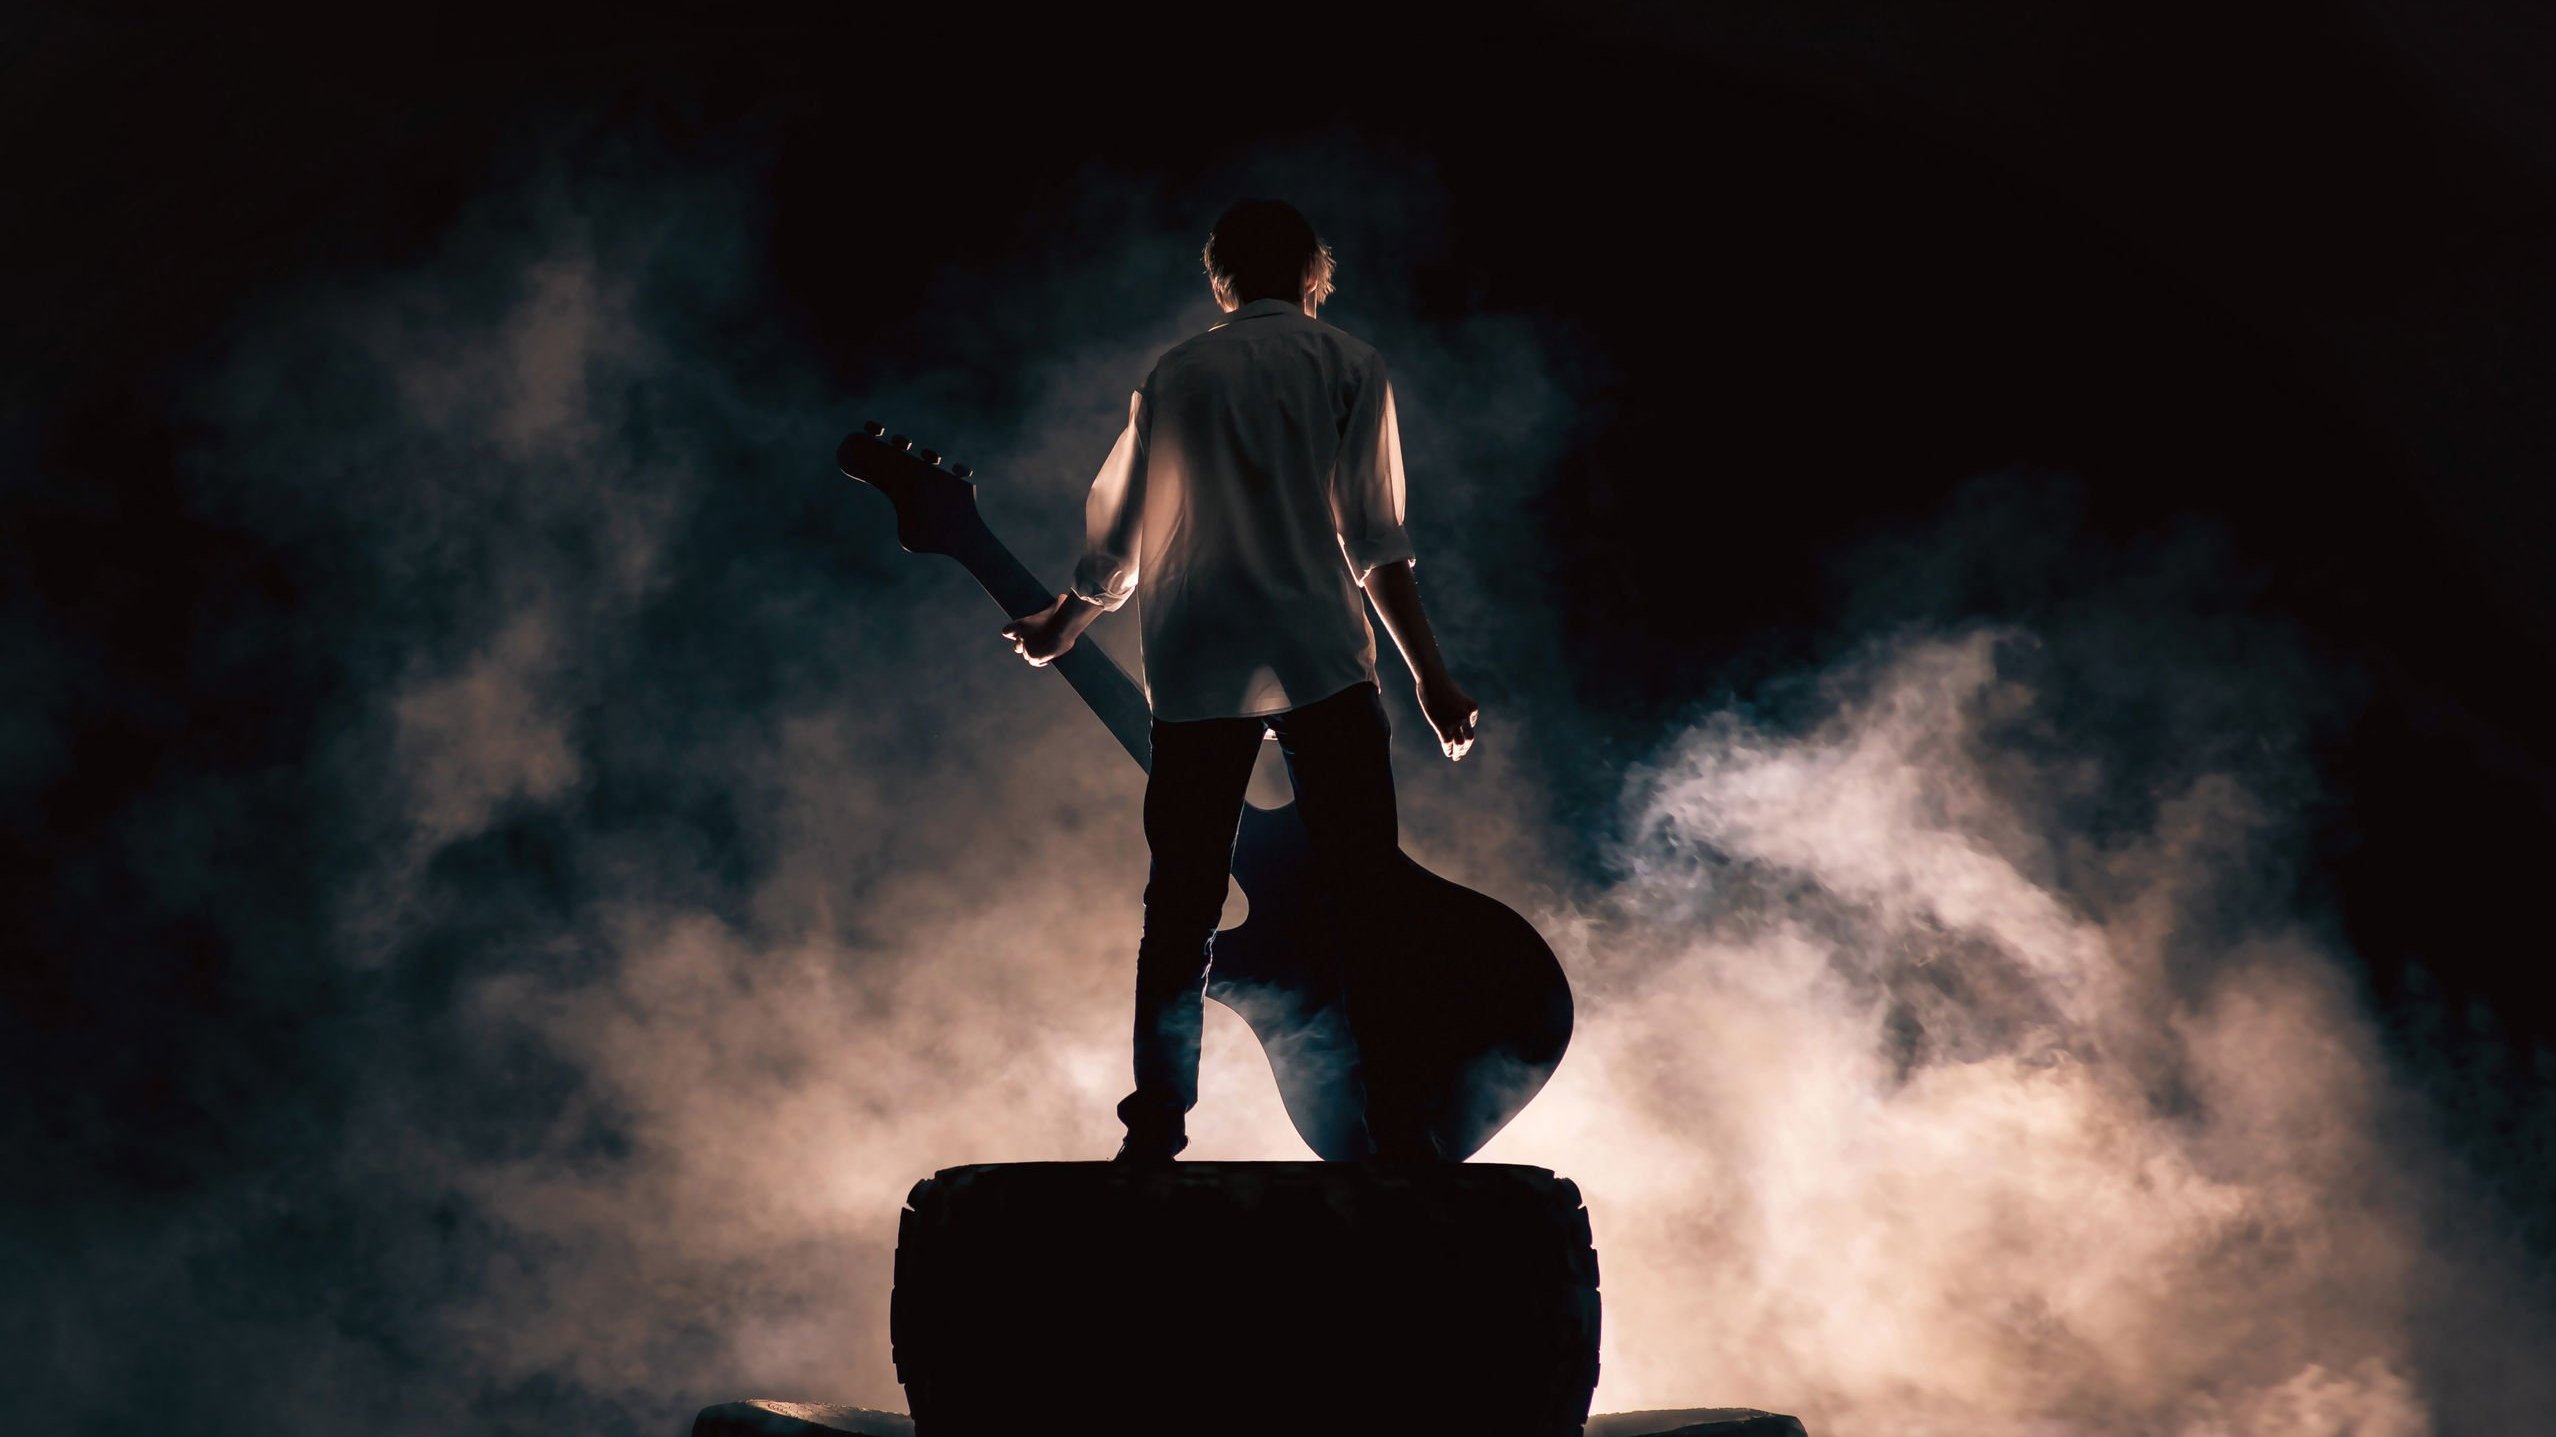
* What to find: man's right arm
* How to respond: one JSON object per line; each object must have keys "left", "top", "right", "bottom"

{"left": 1365, "top": 558, "right": 1478, "bottom": 761}
{"left": 1334, "top": 357, "right": 1477, "bottom": 760}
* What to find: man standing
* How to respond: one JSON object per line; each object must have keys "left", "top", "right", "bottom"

{"left": 1002, "top": 199, "right": 1478, "bottom": 1163}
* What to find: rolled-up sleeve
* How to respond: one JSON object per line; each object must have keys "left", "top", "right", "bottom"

{"left": 1070, "top": 388, "right": 1148, "bottom": 611}
{"left": 1331, "top": 357, "right": 1416, "bottom": 582}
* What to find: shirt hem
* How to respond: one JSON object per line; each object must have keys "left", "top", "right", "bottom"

{"left": 1150, "top": 675, "right": 1379, "bottom": 726}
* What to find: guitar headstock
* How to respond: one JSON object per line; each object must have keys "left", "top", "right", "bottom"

{"left": 835, "top": 420, "right": 984, "bottom": 557}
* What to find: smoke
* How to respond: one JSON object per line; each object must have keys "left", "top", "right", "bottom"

{"left": 1487, "top": 630, "right": 2449, "bottom": 1432}
{"left": 10, "top": 123, "right": 2553, "bottom": 1437}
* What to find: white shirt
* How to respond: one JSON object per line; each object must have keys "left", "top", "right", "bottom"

{"left": 1071, "top": 297, "right": 1417, "bottom": 722}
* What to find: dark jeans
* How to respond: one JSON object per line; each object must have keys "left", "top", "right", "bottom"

{"left": 1118, "top": 681, "right": 1399, "bottom": 1149}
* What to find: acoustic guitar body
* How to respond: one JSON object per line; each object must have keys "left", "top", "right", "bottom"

{"left": 1210, "top": 799, "right": 1572, "bottom": 1162}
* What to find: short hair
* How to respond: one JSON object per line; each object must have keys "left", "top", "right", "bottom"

{"left": 1203, "top": 199, "right": 1336, "bottom": 308}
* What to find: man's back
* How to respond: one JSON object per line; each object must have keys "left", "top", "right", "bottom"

{"left": 1075, "top": 297, "right": 1414, "bottom": 721}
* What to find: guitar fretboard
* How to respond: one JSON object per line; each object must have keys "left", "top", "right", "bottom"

{"left": 945, "top": 520, "right": 1154, "bottom": 773}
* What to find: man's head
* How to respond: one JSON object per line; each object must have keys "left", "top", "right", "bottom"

{"left": 1203, "top": 199, "right": 1336, "bottom": 314}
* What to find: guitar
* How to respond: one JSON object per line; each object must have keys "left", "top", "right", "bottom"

{"left": 837, "top": 421, "right": 1572, "bottom": 1161}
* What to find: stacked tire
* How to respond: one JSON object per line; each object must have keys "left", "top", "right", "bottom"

{"left": 891, "top": 1162, "right": 1601, "bottom": 1437}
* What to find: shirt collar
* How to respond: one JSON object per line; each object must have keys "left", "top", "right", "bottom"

{"left": 1210, "top": 297, "right": 1305, "bottom": 329}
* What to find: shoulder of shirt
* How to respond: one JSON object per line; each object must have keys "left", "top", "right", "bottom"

{"left": 1146, "top": 311, "right": 1386, "bottom": 383}
{"left": 1143, "top": 326, "right": 1223, "bottom": 382}
{"left": 1250, "top": 311, "right": 1388, "bottom": 370}
{"left": 1309, "top": 315, "right": 1383, "bottom": 364}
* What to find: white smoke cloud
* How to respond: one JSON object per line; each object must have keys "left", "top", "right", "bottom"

{"left": 394, "top": 605, "right": 583, "bottom": 846}
{"left": 1482, "top": 630, "right": 2446, "bottom": 1433}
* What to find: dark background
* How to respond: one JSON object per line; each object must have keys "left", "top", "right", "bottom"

{"left": 8, "top": 2, "right": 2555, "bottom": 1430}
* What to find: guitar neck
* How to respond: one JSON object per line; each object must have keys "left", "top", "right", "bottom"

{"left": 945, "top": 521, "right": 1153, "bottom": 773}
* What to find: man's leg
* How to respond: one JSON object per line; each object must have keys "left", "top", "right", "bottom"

{"left": 1118, "top": 711, "right": 1262, "bottom": 1157}
{"left": 1266, "top": 684, "right": 1427, "bottom": 1157}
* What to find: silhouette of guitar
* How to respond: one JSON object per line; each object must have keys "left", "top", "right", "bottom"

{"left": 837, "top": 422, "right": 1571, "bottom": 1161}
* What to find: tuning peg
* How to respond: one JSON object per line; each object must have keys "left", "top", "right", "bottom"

{"left": 917, "top": 448, "right": 942, "bottom": 467}
{"left": 887, "top": 434, "right": 912, "bottom": 452}
{"left": 862, "top": 420, "right": 885, "bottom": 437}
{"left": 949, "top": 463, "right": 974, "bottom": 479}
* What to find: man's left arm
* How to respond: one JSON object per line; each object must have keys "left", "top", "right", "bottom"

{"left": 1005, "top": 390, "right": 1144, "bottom": 666}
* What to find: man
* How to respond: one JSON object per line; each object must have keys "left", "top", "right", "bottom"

{"left": 1002, "top": 198, "right": 1479, "bottom": 1163}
